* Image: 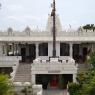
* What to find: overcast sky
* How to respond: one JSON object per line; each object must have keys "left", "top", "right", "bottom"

{"left": 0, "top": 0, "right": 95, "bottom": 30}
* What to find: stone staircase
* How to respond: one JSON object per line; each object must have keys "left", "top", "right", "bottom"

{"left": 43, "top": 89, "right": 68, "bottom": 95}
{"left": 13, "top": 63, "right": 31, "bottom": 82}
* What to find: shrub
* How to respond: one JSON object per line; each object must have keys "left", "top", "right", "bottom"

{"left": 0, "top": 74, "right": 12, "bottom": 95}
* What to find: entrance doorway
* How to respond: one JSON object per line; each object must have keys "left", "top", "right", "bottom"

{"left": 36, "top": 74, "right": 73, "bottom": 89}
{"left": 73, "top": 44, "right": 80, "bottom": 62}
{"left": 29, "top": 44, "right": 36, "bottom": 62}
{"left": 21, "top": 48, "right": 26, "bottom": 62}
{"left": 50, "top": 75, "right": 59, "bottom": 88}
{"left": 21, "top": 44, "right": 36, "bottom": 63}
{"left": 83, "top": 47, "right": 88, "bottom": 62}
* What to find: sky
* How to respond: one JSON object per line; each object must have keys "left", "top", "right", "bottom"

{"left": 0, "top": 0, "right": 95, "bottom": 30}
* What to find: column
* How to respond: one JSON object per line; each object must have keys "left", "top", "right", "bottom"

{"left": 4, "top": 43, "right": 7, "bottom": 55}
{"left": 2, "top": 45, "right": 4, "bottom": 54}
{"left": 15, "top": 43, "right": 18, "bottom": 56}
{"left": 48, "top": 42, "right": 52, "bottom": 56}
{"left": 14, "top": 43, "right": 17, "bottom": 56}
{"left": 26, "top": 43, "right": 29, "bottom": 57}
{"left": 92, "top": 43, "right": 94, "bottom": 52}
{"left": 79, "top": 44, "right": 82, "bottom": 56}
{"left": 15, "top": 44, "right": 17, "bottom": 55}
{"left": 56, "top": 43, "right": 60, "bottom": 56}
{"left": 73, "top": 74, "right": 77, "bottom": 83}
{"left": 18, "top": 43, "right": 21, "bottom": 55}
{"left": 12, "top": 43, "right": 14, "bottom": 55}
{"left": 31, "top": 74, "right": 35, "bottom": 84}
{"left": 0, "top": 43, "right": 3, "bottom": 55}
{"left": 70, "top": 43, "right": 73, "bottom": 58}
{"left": 36, "top": 43, "right": 39, "bottom": 58}
{"left": 6, "top": 43, "right": 9, "bottom": 56}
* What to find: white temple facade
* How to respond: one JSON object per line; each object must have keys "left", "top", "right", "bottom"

{"left": 0, "top": 9, "right": 94, "bottom": 90}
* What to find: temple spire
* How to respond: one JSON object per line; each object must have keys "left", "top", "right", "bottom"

{"left": 51, "top": 0, "right": 56, "bottom": 57}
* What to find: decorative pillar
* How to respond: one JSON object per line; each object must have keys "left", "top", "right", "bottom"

{"left": 36, "top": 43, "right": 39, "bottom": 58}
{"left": 70, "top": 43, "right": 73, "bottom": 58}
{"left": 73, "top": 74, "right": 77, "bottom": 83}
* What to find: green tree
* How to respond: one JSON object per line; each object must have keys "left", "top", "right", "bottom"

{"left": 0, "top": 74, "right": 12, "bottom": 95}
{"left": 87, "top": 52, "right": 95, "bottom": 68}
{"left": 83, "top": 24, "right": 95, "bottom": 31}
{"left": 68, "top": 83, "right": 80, "bottom": 95}
{"left": 68, "top": 52, "right": 95, "bottom": 95}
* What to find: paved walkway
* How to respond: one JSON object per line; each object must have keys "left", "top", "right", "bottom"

{"left": 43, "top": 89, "right": 68, "bottom": 95}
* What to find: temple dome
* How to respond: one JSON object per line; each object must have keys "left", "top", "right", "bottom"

{"left": 24, "top": 26, "right": 31, "bottom": 32}
{"left": 7, "top": 27, "right": 13, "bottom": 35}
{"left": 7, "top": 27, "right": 13, "bottom": 32}
{"left": 24, "top": 26, "right": 31, "bottom": 36}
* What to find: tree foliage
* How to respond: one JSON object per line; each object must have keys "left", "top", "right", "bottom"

{"left": 68, "top": 83, "right": 80, "bottom": 95}
{"left": 83, "top": 24, "right": 95, "bottom": 31}
{"left": 68, "top": 52, "right": 95, "bottom": 95}
{"left": 87, "top": 52, "right": 95, "bottom": 68}
{"left": 0, "top": 74, "right": 12, "bottom": 95}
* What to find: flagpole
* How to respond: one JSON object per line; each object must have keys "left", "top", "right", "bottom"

{"left": 51, "top": 0, "right": 56, "bottom": 57}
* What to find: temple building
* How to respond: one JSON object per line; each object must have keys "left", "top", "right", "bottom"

{"left": 0, "top": 0, "right": 93, "bottom": 90}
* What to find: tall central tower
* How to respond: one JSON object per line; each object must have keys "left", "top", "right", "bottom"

{"left": 51, "top": 0, "right": 56, "bottom": 57}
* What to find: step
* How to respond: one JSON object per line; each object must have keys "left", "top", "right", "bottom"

{"left": 13, "top": 63, "right": 32, "bottom": 83}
